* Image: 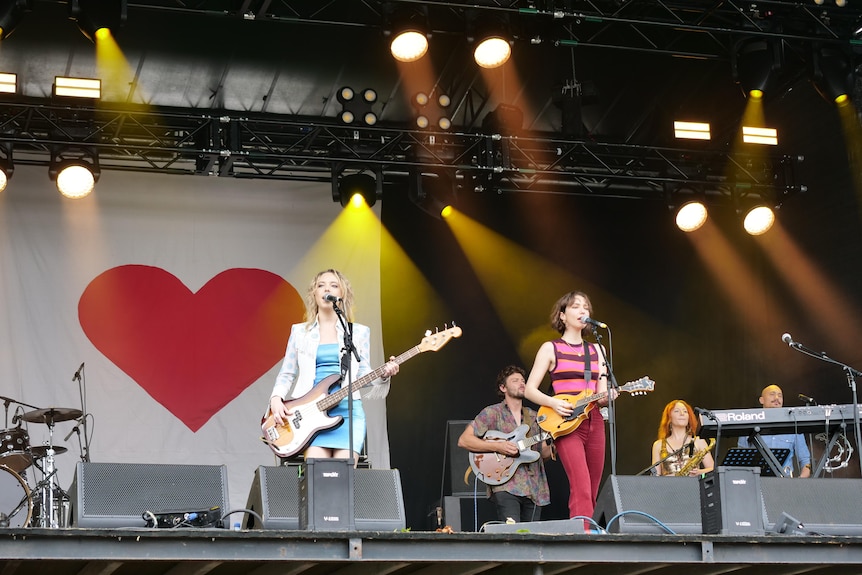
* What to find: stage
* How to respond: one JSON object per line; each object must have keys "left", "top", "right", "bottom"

{"left": 1, "top": 527, "right": 862, "bottom": 574}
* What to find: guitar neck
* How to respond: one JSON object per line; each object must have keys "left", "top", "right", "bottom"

{"left": 316, "top": 346, "right": 419, "bottom": 411}
{"left": 521, "top": 431, "right": 551, "bottom": 449}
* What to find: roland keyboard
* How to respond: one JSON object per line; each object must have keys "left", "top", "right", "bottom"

{"left": 698, "top": 404, "right": 862, "bottom": 437}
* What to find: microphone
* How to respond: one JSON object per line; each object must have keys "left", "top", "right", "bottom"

{"left": 798, "top": 393, "right": 817, "bottom": 405}
{"left": 11, "top": 414, "right": 20, "bottom": 425}
{"left": 693, "top": 406, "right": 716, "bottom": 420}
{"left": 72, "top": 362, "right": 85, "bottom": 382}
{"left": 688, "top": 441, "right": 695, "bottom": 457}
{"left": 64, "top": 423, "right": 80, "bottom": 442}
{"left": 323, "top": 294, "right": 341, "bottom": 303}
{"left": 581, "top": 316, "right": 608, "bottom": 329}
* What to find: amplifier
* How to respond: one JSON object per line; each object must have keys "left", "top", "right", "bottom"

{"left": 299, "top": 458, "right": 354, "bottom": 531}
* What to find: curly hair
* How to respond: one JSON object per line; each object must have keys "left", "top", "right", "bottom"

{"left": 495, "top": 365, "right": 526, "bottom": 398}
{"left": 549, "top": 290, "right": 593, "bottom": 335}
{"left": 656, "top": 399, "right": 697, "bottom": 440}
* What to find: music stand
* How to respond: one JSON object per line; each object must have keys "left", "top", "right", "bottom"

{"left": 722, "top": 447, "right": 791, "bottom": 477}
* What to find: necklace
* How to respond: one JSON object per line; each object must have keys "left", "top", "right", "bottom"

{"left": 562, "top": 339, "right": 585, "bottom": 356}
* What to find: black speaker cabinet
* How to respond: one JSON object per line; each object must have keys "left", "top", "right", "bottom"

{"left": 69, "top": 462, "right": 229, "bottom": 528}
{"left": 700, "top": 466, "right": 764, "bottom": 535}
{"left": 300, "top": 458, "right": 353, "bottom": 531}
{"left": 760, "top": 477, "right": 862, "bottom": 535}
{"left": 245, "top": 465, "right": 406, "bottom": 531}
{"left": 593, "top": 475, "right": 702, "bottom": 534}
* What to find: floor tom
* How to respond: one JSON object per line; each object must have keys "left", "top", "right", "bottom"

{"left": 0, "top": 427, "right": 31, "bottom": 472}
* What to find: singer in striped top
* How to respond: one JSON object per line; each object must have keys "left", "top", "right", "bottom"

{"left": 524, "top": 290, "right": 615, "bottom": 522}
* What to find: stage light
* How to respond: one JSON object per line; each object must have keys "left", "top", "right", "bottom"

{"left": 49, "top": 145, "right": 100, "bottom": 199}
{"left": 0, "top": 72, "right": 16, "bottom": 94}
{"left": 742, "top": 126, "right": 778, "bottom": 145}
{"left": 336, "top": 86, "right": 378, "bottom": 126}
{"left": 812, "top": 45, "right": 853, "bottom": 104}
{"left": 733, "top": 37, "right": 781, "bottom": 97}
{"left": 53, "top": 76, "right": 101, "bottom": 99}
{"left": 413, "top": 91, "right": 452, "bottom": 130}
{"left": 0, "top": 0, "right": 29, "bottom": 40}
{"left": 470, "top": 14, "right": 512, "bottom": 69}
{"left": 69, "top": 0, "right": 127, "bottom": 43}
{"left": 409, "top": 167, "right": 456, "bottom": 219}
{"left": 386, "top": 5, "right": 430, "bottom": 63}
{"left": 331, "top": 166, "right": 381, "bottom": 208}
{"left": 675, "top": 201, "right": 708, "bottom": 232}
{"left": 482, "top": 103, "right": 523, "bottom": 135}
{"left": 674, "top": 121, "right": 711, "bottom": 140}
{"left": 743, "top": 205, "right": 775, "bottom": 235}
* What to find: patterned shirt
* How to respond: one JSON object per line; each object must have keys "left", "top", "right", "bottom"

{"left": 550, "top": 339, "right": 599, "bottom": 395}
{"left": 470, "top": 401, "right": 551, "bottom": 506}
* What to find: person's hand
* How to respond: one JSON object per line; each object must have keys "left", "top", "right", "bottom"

{"left": 382, "top": 356, "right": 399, "bottom": 377}
{"left": 269, "top": 397, "right": 289, "bottom": 426}
{"left": 495, "top": 440, "right": 519, "bottom": 457}
{"left": 552, "top": 397, "right": 574, "bottom": 417}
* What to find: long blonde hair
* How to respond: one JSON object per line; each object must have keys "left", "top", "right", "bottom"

{"left": 303, "top": 269, "right": 355, "bottom": 323}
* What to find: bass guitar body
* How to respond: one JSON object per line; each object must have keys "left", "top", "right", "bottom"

{"left": 261, "top": 374, "right": 344, "bottom": 458}
{"left": 537, "top": 391, "right": 595, "bottom": 439}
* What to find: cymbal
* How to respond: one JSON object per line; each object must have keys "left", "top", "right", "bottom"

{"left": 29, "top": 445, "right": 68, "bottom": 459}
{"left": 20, "top": 407, "right": 82, "bottom": 424}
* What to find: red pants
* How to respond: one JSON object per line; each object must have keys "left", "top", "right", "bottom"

{"left": 555, "top": 407, "right": 605, "bottom": 519}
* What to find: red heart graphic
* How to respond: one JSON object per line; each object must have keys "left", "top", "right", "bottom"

{"left": 79, "top": 265, "right": 304, "bottom": 431}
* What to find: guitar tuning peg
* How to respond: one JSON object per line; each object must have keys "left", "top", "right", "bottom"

{"left": 425, "top": 329, "right": 432, "bottom": 337}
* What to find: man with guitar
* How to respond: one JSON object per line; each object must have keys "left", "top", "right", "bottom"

{"left": 524, "top": 290, "right": 617, "bottom": 523}
{"left": 458, "top": 365, "right": 552, "bottom": 523}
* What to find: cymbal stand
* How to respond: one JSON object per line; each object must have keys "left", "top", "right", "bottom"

{"left": 36, "top": 421, "right": 60, "bottom": 528}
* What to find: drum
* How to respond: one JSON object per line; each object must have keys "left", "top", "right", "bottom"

{"left": 0, "top": 427, "right": 31, "bottom": 472}
{"left": 0, "top": 465, "right": 32, "bottom": 527}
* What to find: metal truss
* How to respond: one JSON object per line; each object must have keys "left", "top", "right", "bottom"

{"left": 0, "top": 99, "right": 801, "bottom": 205}
{"left": 125, "top": 0, "right": 862, "bottom": 59}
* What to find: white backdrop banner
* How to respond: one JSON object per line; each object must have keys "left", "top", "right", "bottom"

{"left": 0, "top": 165, "right": 387, "bottom": 518}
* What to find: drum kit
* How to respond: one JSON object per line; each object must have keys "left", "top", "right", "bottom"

{"left": 0, "top": 398, "right": 82, "bottom": 528}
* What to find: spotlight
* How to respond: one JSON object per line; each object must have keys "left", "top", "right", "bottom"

{"left": 812, "top": 45, "right": 853, "bottom": 104}
{"left": 69, "top": 0, "right": 127, "bottom": 43}
{"left": 49, "top": 145, "right": 100, "bottom": 199}
{"left": 331, "top": 166, "right": 381, "bottom": 208}
{"left": 675, "top": 201, "right": 708, "bottom": 232}
{"left": 386, "top": 5, "right": 430, "bottom": 63}
{"left": 743, "top": 205, "right": 775, "bottom": 235}
{"left": 469, "top": 14, "right": 513, "bottom": 69}
{"left": 412, "top": 91, "right": 452, "bottom": 130}
{"left": 674, "top": 121, "right": 711, "bottom": 140}
{"left": 742, "top": 126, "right": 778, "bottom": 145}
{"left": 336, "top": 86, "right": 378, "bottom": 126}
{"left": 0, "top": 72, "right": 16, "bottom": 94}
{"left": 482, "top": 103, "right": 523, "bottom": 135}
{"left": 53, "top": 76, "right": 101, "bottom": 99}
{"left": 408, "top": 167, "right": 456, "bottom": 219}
{"left": 733, "top": 37, "right": 782, "bottom": 97}
{"left": 0, "top": 0, "right": 29, "bottom": 40}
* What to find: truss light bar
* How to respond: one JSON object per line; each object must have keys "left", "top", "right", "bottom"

{"left": 674, "top": 121, "right": 711, "bottom": 140}
{"left": 54, "top": 76, "right": 101, "bottom": 99}
{"left": 0, "top": 72, "right": 16, "bottom": 94}
{"left": 742, "top": 126, "right": 778, "bottom": 145}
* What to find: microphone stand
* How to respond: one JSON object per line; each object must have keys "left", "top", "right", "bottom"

{"left": 331, "top": 299, "right": 358, "bottom": 530}
{"left": 72, "top": 365, "right": 91, "bottom": 462}
{"left": 697, "top": 409, "right": 722, "bottom": 472}
{"left": 787, "top": 340, "right": 862, "bottom": 476}
{"left": 589, "top": 325, "right": 618, "bottom": 476}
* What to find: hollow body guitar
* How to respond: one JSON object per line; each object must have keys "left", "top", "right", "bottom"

{"left": 261, "top": 326, "right": 462, "bottom": 458}
{"left": 537, "top": 376, "right": 655, "bottom": 439}
{"left": 468, "top": 424, "right": 551, "bottom": 486}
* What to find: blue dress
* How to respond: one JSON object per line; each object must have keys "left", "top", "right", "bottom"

{"left": 308, "top": 343, "right": 366, "bottom": 453}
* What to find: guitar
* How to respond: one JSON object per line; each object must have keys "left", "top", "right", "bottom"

{"left": 537, "top": 376, "right": 655, "bottom": 439}
{"left": 468, "top": 424, "right": 551, "bottom": 486}
{"left": 261, "top": 326, "right": 462, "bottom": 458}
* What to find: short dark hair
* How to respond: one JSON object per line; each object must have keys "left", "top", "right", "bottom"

{"left": 495, "top": 365, "right": 526, "bottom": 398}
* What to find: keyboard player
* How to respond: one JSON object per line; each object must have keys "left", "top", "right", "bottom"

{"left": 737, "top": 385, "right": 811, "bottom": 477}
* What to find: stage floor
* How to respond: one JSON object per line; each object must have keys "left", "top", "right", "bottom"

{"left": 1, "top": 527, "right": 862, "bottom": 575}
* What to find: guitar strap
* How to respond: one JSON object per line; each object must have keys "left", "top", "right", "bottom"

{"left": 583, "top": 340, "right": 592, "bottom": 391}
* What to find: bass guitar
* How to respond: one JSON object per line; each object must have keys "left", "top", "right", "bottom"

{"left": 468, "top": 424, "right": 551, "bottom": 486}
{"left": 261, "top": 326, "right": 462, "bottom": 458}
{"left": 537, "top": 376, "right": 655, "bottom": 439}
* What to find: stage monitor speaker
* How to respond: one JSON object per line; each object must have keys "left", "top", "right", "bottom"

{"left": 700, "top": 466, "right": 764, "bottom": 535}
{"left": 245, "top": 465, "right": 406, "bottom": 531}
{"left": 760, "top": 477, "right": 862, "bottom": 536}
{"left": 69, "top": 462, "right": 230, "bottom": 528}
{"left": 441, "top": 495, "right": 497, "bottom": 532}
{"left": 445, "top": 420, "right": 486, "bottom": 496}
{"left": 593, "top": 475, "right": 702, "bottom": 534}
{"left": 300, "top": 458, "right": 353, "bottom": 531}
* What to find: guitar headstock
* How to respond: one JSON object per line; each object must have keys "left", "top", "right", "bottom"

{"left": 417, "top": 325, "right": 463, "bottom": 353}
{"left": 621, "top": 376, "right": 655, "bottom": 396}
